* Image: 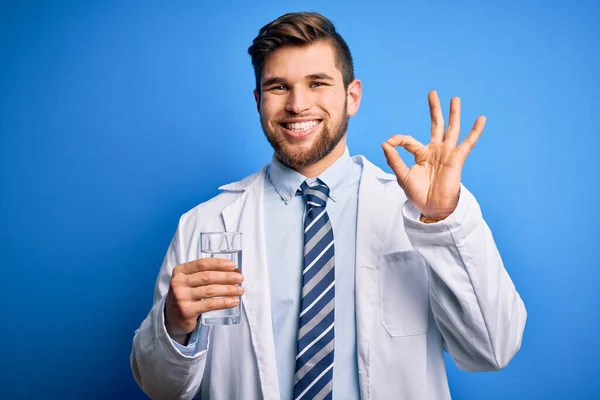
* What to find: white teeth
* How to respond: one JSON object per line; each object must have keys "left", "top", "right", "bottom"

{"left": 285, "top": 120, "right": 319, "bottom": 131}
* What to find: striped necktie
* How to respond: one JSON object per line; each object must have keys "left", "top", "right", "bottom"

{"left": 293, "top": 180, "right": 335, "bottom": 400}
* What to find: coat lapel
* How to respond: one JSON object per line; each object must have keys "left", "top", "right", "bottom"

{"left": 354, "top": 157, "right": 397, "bottom": 400}
{"left": 221, "top": 167, "right": 281, "bottom": 400}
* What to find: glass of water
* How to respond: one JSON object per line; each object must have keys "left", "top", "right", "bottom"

{"left": 200, "top": 231, "right": 242, "bottom": 325}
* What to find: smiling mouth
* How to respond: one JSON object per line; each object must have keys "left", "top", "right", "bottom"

{"left": 281, "top": 120, "right": 321, "bottom": 132}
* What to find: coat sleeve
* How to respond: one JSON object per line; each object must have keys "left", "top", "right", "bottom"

{"left": 402, "top": 184, "right": 527, "bottom": 372}
{"left": 130, "top": 216, "right": 211, "bottom": 399}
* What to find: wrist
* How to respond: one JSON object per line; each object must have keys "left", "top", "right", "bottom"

{"left": 166, "top": 321, "right": 192, "bottom": 345}
{"left": 164, "top": 307, "right": 193, "bottom": 345}
{"left": 419, "top": 214, "right": 445, "bottom": 224}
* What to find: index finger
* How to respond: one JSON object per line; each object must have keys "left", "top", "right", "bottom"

{"left": 178, "top": 258, "right": 237, "bottom": 275}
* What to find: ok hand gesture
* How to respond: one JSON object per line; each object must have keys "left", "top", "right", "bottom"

{"left": 382, "top": 91, "right": 486, "bottom": 221}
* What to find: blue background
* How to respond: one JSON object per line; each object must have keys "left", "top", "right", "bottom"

{"left": 1, "top": 0, "right": 598, "bottom": 398}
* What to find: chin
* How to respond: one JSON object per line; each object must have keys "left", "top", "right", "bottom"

{"left": 278, "top": 144, "right": 327, "bottom": 169}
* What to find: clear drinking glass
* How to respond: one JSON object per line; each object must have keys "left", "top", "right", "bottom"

{"left": 200, "top": 231, "right": 243, "bottom": 325}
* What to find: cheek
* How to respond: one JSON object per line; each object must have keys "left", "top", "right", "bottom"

{"left": 261, "top": 93, "right": 285, "bottom": 108}
{"left": 261, "top": 97, "right": 283, "bottom": 122}
{"left": 320, "top": 91, "right": 347, "bottom": 115}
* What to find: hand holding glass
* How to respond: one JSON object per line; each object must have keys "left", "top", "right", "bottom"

{"left": 200, "top": 232, "right": 243, "bottom": 325}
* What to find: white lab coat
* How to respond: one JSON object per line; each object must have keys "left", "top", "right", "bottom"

{"left": 130, "top": 156, "right": 527, "bottom": 400}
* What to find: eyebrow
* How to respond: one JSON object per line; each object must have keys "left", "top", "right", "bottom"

{"left": 262, "top": 76, "right": 286, "bottom": 87}
{"left": 262, "top": 73, "right": 335, "bottom": 88}
{"left": 306, "top": 73, "right": 335, "bottom": 81}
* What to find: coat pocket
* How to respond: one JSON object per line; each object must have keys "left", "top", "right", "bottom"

{"left": 379, "top": 250, "right": 430, "bottom": 337}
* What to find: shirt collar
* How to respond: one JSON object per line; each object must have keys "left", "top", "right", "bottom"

{"left": 268, "top": 147, "right": 354, "bottom": 204}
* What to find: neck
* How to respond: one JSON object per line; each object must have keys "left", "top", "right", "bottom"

{"left": 295, "top": 137, "right": 347, "bottom": 178}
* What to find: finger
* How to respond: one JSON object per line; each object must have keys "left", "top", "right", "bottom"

{"left": 192, "top": 297, "right": 241, "bottom": 315}
{"left": 429, "top": 90, "right": 445, "bottom": 142}
{"left": 178, "top": 257, "right": 237, "bottom": 275}
{"left": 385, "top": 134, "right": 425, "bottom": 154}
{"left": 457, "top": 116, "right": 486, "bottom": 158}
{"left": 445, "top": 97, "right": 461, "bottom": 147}
{"left": 187, "top": 270, "right": 244, "bottom": 287}
{"left": 191, "top": 284, "right": 244, "bottom": 300}
{"left": 382, "top": 141, "right": 410, "bottom": 184}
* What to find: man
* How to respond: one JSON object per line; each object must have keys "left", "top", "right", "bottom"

{"left": 131, "top": 11, "right": 527, "bottom": 400}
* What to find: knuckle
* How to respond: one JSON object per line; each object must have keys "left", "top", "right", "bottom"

{"left": 201, "top": 271, "right": 213, "bottom": 285}
{"left": 204, "top": 285, "right": 216, "bottom": 297}
{"left": 172, "top": 264, "right": 184, "bottom": 276}
{"left": 173, "top": 283, "right": 195, "bottom": 302}
{"left": 206, "top": 298, "right": 218, "bottom": 310}
{"left": 168, "top": 276, "right": 178, "bottom": 292}
{"left": 170, "top": 287, "right": 185, "bottom": 303}
{"left": 170, "top": 274, "right": 187, "bottom": 290}
{"left": 217, "top": 258, "right": 229, "bottom": 266}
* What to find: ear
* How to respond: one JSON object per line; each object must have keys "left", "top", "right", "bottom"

{"left": 253, "top": 89, "right": 261, "bottom": 113}
{"left": 346, "top": 79, "right": 362, "bottom": 117}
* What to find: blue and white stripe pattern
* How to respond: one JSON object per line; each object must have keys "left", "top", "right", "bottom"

{"left": 293, "top": 180, "right": 335, "bottom": 400}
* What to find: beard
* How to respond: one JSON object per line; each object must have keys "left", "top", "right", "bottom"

{"left": 260, "top": 100, "right": 349, "bottom": 171}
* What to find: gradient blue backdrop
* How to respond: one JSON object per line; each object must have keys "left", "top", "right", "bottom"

{"left": 1, "top": 0, "right": 598, "bottom": 399}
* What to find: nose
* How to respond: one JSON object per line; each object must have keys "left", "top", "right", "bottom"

{"left": 285, "top": 87, "right": 311, "bottom": 114}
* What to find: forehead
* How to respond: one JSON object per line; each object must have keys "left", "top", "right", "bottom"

{"left": 262, "top": 41, "right": 342, "bottom": 82}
